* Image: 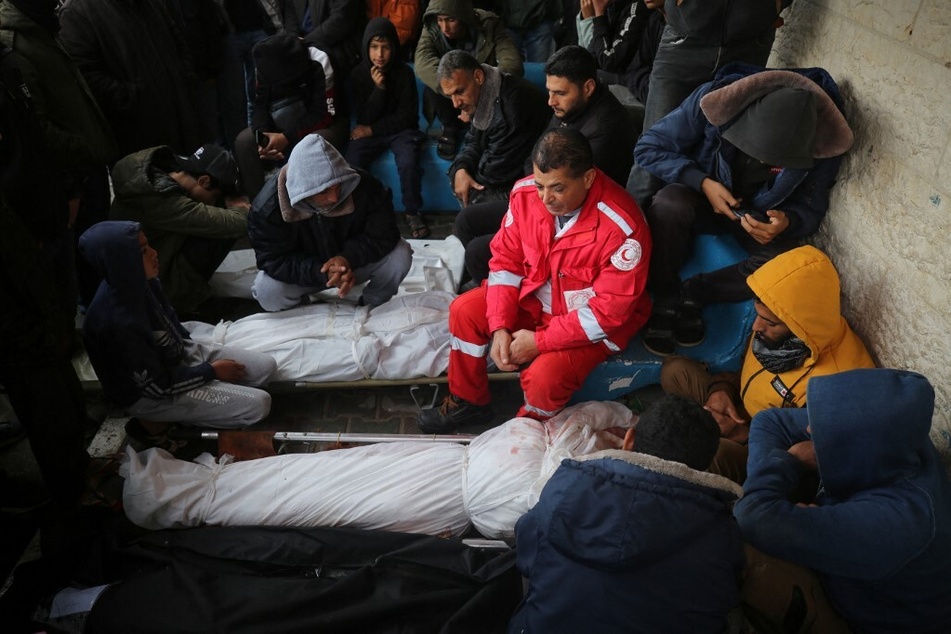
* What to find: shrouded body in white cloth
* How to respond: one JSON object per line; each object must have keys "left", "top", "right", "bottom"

{"left": 121, "top": 401, "right": 635, "bottom": 538}
{"left": 185, "top": 290, "right": 454, "bottom": 382}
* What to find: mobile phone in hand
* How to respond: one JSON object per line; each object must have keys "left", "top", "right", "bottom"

{"left": 733, "top": 207, "right": 769, "bottom": 223}
{"left": 255, "top": 129, "right": 268, "bottom": 148}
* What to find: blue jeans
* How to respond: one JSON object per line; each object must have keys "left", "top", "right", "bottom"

{"left": 219, "top": 29, "right": 268, "bottom": 150}
{"left": 626, "top": 25, "right": 776, "bottom": 209}
{"left": 507, "top": 21, "right": 556, "bottom": 63}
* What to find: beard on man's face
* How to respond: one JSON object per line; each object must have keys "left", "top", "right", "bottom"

{"left": 754, "top": 330, "right": 792, "bottom": 350}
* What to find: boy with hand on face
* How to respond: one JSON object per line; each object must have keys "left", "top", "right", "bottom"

{"left": 346, "top": 17, "right": 428, "bottom": 238}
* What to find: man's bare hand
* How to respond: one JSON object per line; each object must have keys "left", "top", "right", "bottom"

{"left": 259, "top": 132, "right": 288, "bottom": 162}
{"left": 350, "top": 124, "right": 372, "bottom": 141}
{"left": 211, "top": 359, "right": 246, "bottom": 382}
{"left": 579, "top": 0, "right": 595, "bottom": 19}
{"left": 226, "top": 195, "right": 251, "bottom": 210}
{"left": 320, "top": 255, "right": 355, "bottom": 297}
{"left": 453, "top": 169, "right": 484, "bottom": 207}
{"left": 591, "top": 0, "right": 610, "bottom": 16}
{"left": 509, "top": 329, "right": 540, "bottom": 365}
{"left": 704, "top": 390, "right": 748, "bottom": 442}
{"left": 788, "top": 440, "right": 817, "bottom": 471}
{"left": 740, "top": 210, "right": 790, "bottom": 245}
{"left": 490, "top": 329, "right": 519, "bottom": 372}
{"left": 701, "top": 177, "right": 740, "bottom": 218}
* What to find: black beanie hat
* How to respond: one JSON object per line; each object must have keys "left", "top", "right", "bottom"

{"left": 722, "top": 87, "right": 818, "bottom": 169}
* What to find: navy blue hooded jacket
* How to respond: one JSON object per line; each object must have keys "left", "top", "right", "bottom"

{"left": 509, "top": 449, "right": 744, "bottom": 633}
{"left": 736, "top": 369, "right": 951, "bottom": 633}
{"left": 634, "top": 63, "right": 854, "bottom": 238}
{"left": 79, "top": 221, "right": 214, "bottom": 407}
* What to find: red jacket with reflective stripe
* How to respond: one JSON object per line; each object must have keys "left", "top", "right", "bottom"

{"left": 486, "top": 169, "right": 652, "bottom": 354}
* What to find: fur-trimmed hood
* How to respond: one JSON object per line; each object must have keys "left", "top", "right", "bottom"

{"left": 576, "top": 449, "right": 744, "bottom": 498}
{"left": 700, "top": 69, "right": 854, "bottom": 160}
{"left": 546, "top": 449, "right": 742, "bottom": 569}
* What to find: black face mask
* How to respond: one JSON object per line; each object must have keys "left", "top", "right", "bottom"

{"left": 731, "top": 149, "right": 775, "bottom": 203}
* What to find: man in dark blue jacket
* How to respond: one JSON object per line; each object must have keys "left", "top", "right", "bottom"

{"left": 633, "top": 64, "right": 854, "bottom": 355}
{"left": 735, "top": 369, "right": 951, "bottom": 633}
{"left": 509, "top": 394, "right": 744, "bottom": 632}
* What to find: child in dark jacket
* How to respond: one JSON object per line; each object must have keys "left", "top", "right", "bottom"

{"left": 346, "top": 17, "right": 428, "bottom": 238}
{"left": 79, "top": 221, "right": 277, "bottom": 448}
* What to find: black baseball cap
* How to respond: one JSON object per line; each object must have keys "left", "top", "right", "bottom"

{"left": 175, "top": 144, "right": 240, "bottom": 194}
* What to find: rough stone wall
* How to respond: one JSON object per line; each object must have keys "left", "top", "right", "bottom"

{"left": 768, "top": 0, "right": 951, "bottom": 457}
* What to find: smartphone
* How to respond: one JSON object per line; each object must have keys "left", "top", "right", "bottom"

{"left": 733, "top": 207, "right": 769, "bottom": 223}
{"left": 255, "top": 129, "right": 268, "bottom": 148}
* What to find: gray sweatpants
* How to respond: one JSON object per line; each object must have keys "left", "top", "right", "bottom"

{"left": 252, "top": 239, "right": 413, "bottom": 311}
{"left": 127, "top": 340, "right": 277, "bottom": 428}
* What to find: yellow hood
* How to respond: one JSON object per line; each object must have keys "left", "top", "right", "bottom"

{"left": 741, "top": 246, "right": 875, "bottom": 415}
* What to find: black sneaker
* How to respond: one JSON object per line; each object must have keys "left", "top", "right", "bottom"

{"left": 642, "top": 303, "right": 679, "bottom": 356}
{"left": 436, "top": 129, "right": 459, "bottom": 161}
{"left": 675, "top": 296, "right": 705, "bottom": 347}
{"left": 417, "top": 395, "right": 494, "bottom": 434}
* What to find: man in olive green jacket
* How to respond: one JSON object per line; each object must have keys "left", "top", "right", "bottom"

{"left": 109, "top": 144, "right": 249, "bottom": 315}
{"left": 414, "top": 0, "right": 523, "bottom": 158}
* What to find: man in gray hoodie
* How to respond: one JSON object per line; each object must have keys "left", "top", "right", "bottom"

{"left": 247, "top": 134, "right": 412, "bottom": 311}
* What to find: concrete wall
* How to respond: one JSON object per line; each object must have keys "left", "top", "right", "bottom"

{"left": 767, "top": 0, "right": 951, "bottom": 458}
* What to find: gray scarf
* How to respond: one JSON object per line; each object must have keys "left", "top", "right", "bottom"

{"left": 472, "top": 64, "right": 502, "bottom": 131}
{"left": 751, "top": 335, "right": 811, "bottom": 374}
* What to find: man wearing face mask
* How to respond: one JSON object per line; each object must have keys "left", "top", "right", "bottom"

{"left": 248, "top": 134, "right": 412, "bottom": 311}
{"left": 659, "top": 245, "right": 875, "bottom": 483}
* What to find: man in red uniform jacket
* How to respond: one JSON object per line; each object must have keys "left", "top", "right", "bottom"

{"left": 419, "top": 128, "right": 652, "bottom": 433}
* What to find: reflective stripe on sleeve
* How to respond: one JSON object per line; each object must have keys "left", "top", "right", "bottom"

{"left": 598, "top": 202, "right": 633, "bottom": 236}
{"left": 577, "top": 305, "right": 608, "bottom": 343}
{"left": 487, "top": 270, "right": 523, "bottom": 287}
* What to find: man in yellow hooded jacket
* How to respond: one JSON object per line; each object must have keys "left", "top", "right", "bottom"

{"left": 660, "top": 245, "right": 875, "bottom": 482}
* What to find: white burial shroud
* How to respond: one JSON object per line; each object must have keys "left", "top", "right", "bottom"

{"left": 185, "top": 290, "right": 453, "bottom": 382}
{"left": 121, "top": 401, "right": 635, "bottom": 539}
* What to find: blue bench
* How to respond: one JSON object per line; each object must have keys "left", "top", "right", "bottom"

{"left": 365, "top": 63, "right": 549, "bottom": 213}
{"left": 572, "top": 233, "right": 755, "bottom": 402}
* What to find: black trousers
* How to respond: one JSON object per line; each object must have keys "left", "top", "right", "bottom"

{"left": 453, "top": 198, "right": 509, "bottom": 284}
{"left": 646, "top": 183, "right": 801, "bottom": 304}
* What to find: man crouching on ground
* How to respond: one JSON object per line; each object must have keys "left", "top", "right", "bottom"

{"left": 248, "top": 134, "right": 412, "bottom": 311}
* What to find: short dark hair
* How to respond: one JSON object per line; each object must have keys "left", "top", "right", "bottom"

{"left": 531, "top": 128, "right": 593, "bottom": 178}
{"left": 634, "top": 394, "right": 719, "bottom": 471}
{"left": 545, "top": 45, "right": 598, "bottom": 86}
{"left": 436, "top": 49, "right": 481, "bottom": 83}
